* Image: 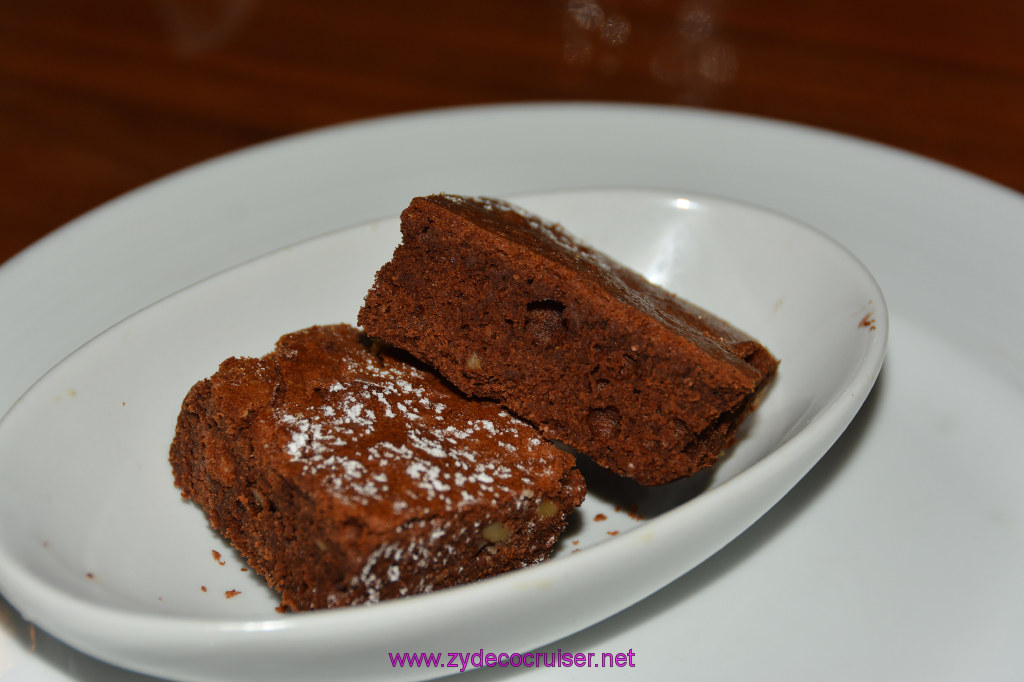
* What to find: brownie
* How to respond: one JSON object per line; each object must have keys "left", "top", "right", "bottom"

{"left": 169, "top": 323, "right": 585, "bottom": 610}
{"left": 358, "top": 195, "right": 778, "bottom": 486}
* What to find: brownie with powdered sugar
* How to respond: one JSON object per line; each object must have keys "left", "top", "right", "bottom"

{"left": 169, "top": 323, "right": 584, "bottom": 610}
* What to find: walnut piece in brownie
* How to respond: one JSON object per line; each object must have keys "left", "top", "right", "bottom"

{"left": 169, "top": 324, "right": 585, "bottom": 610}
{"left": 358, "top": 195, "right": 778, "bottom": 485}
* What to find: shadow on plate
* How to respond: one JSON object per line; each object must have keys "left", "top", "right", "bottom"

{"left": 569, "top": 447, "right": 714, "bottom": 520}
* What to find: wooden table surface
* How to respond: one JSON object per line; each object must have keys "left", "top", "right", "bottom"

{"left": 2, "top": 0, "right": 1022, "bottom": 265}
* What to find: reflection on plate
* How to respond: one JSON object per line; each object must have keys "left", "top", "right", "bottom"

{"left": 0, "top": 188, "right": 886, "bottom": 681}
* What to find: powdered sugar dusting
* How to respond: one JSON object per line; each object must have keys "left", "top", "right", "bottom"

{"left": 347, "top": 518, "right": 472, "bottom": 603}
{"left": 274, "top": 333, "right": 561, "bottom": 514}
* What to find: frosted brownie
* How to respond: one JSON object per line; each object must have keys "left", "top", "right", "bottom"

{"left": 358, "top": 195, "right": 778, "bottom": 485}
{"left": 169, "top": 323, "right": 585, "bottom": 610}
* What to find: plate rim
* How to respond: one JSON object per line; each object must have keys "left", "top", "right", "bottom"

{"left": 2, "top": 101, "right": 1021, "bottom": 682}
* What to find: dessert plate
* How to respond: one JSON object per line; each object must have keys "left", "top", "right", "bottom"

{"left": 0, "top": 187, "right": 885, "bottom": 681}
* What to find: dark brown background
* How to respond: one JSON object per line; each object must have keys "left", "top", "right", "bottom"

{"left": 2, "top": 0, "right": 1022, "bottom": 265}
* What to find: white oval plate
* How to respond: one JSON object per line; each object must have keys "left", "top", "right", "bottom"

{"left": 0, "top": 188, "right": 886, "bottom": 681}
